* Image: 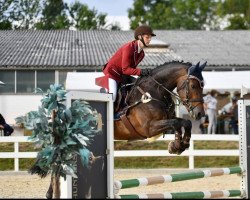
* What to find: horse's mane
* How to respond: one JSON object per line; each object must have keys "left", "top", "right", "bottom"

{"left": 152, "top": 60, "right": 192, "bottom": 73}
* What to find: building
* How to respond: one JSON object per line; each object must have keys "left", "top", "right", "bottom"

{"left": 0, "top": 30, "right": 250, "bottom": 127}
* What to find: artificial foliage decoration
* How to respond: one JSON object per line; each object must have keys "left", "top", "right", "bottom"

{"left": 15, "top": 84, "right": 102, "bottom": 180}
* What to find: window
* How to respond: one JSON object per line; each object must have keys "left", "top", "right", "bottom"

{"left": 59, "top": 71, "right": 72, "bottom": 87}
{"left": 17, "top": 71, "right": 35, "bottom": 93}
{"left": 37, "top": 71, "right": 55, "bottom": 92}
{"left": 0, "top": 71, "right": 15, "bottom": 93}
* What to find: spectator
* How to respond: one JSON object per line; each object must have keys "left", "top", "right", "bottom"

{"left": 220, "top": 102, "right": 232, "bottom": 115}
{"left": 0, "top": 113, "right": 14, "bottom": 136}
{"left": 203, "top": 90, "right": 218, "bottom": 134}
{"left": 199, "top": 115, "right": 208, "bottom": 134}
{"left": 229, "top": 97, "right": 238, "bottom": 135}
{"left": 218, "top": 101, "right": 232, "bottom": 134}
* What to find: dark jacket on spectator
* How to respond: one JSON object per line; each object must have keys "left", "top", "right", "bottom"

{"left": 0, "top": 114, "right": 14, "bottom": 136}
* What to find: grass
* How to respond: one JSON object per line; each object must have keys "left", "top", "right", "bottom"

{"left": 0, "top": 140, "right": 239, "bottom": 170}
{"left": 115, "top": 157, "right": 189, "bottom": 169}
{"left": 114, "top": 140, "right": 239, "bottom": 150}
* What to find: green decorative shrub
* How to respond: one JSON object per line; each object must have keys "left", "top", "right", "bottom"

{"left": 15, "top": 84, "right": 101, "bottom": 180}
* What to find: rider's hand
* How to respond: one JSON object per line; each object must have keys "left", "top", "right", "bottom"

{"left": 141, "top": 69, "right": 152, "bottom": 76}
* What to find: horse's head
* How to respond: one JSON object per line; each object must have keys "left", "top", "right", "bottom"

{"left": 177, "top": 61, "right": 206, "bottom": 120}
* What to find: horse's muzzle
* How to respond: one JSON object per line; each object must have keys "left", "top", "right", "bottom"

{"left": 196, "top": 112, "right": 204, "bottom": 120}
{"left": 190, "top": 107, "right": 205, "bottom": 120}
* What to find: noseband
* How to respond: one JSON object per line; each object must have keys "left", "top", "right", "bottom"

{"left": 149, "top": 75, "right": 204, "bottom": 113}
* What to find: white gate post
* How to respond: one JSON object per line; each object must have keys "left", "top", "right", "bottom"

{"left": 238, "top": 99, "right": 249, "bottom": 198}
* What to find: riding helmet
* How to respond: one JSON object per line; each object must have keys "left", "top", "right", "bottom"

{"left": 134, "top": 25, "right": 156, "bottom": 40}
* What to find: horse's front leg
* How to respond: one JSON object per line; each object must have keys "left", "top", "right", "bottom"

{"left": 181, "top": 118, "right": 192, "bottom": 150}
{"left": 168, "top": 118, "right": 192, "bottom": 155}
{"left": 149, "top": 118, "right": 192, "bottom": 155}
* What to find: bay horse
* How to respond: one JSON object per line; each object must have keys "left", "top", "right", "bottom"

{"left": 114, "top": 61, "right": 206, "bottom": 155}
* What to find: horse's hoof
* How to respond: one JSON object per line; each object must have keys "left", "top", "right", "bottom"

{"left": 168, "top": 141, "right": 186, "bottom": 155}
{"left": 168, "top": 141, "right": 179, "bottom": 154}
{"left": 183, "top": 143, "right": 190, "bottom": 149}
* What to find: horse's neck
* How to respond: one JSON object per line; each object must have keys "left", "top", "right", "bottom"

{"left": 127, "top": 66, "right": 187, "bottom": 104}
{"left": 154, "top": 67, "right": 187, "bottom": 91}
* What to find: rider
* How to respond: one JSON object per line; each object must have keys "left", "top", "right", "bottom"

{"left": 96, "top": 25, "right": 156, "bottom": 102}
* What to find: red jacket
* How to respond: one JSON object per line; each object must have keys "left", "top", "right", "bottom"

{"left": 103, "top": 40, "right": 144, "bottom": 83}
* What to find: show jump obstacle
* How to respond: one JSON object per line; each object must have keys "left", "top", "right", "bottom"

{"left": 61, "top": 73, "right": 250, "bottom": 199}
{"left": 114, "top": 167, "right": 243, "bottom": 191}
{"left": 113, "top": 167, "right": 244, "bottom": 199}
{"left": 113, "top": 99, "right": 250, "bottom": 199}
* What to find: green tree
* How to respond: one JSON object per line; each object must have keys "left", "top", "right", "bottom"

{"left": 35, "top": 0, "right": 70, "bottom": 30}
{"left": 217, "top": 0, "right": 250, "bottom": 29}
{"left": 0, "top": 0, "right": 13, "bottom": 30}
{"left": 69, "top": 1, "right": 107, "bottom": 30}
{"left": 16, "top": 84, "right": 101, "bottom": 198}
{"left": 11, "top": 0, "right": 41, "bottom": 30}
{"left": 226, "top": 14, "right": 248, "bottom": 30}
{"left": 128, "top": 0, "right": 218, "bottom": 30}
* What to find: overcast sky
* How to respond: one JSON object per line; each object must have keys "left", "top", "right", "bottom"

{"left": 64, "top": 0, "right": 133, "bottom": 16}
{"left": 64, "top": 0, "right": 133, "bottom": 29}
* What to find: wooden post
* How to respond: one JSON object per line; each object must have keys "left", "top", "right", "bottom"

{"left": 52, "top": 175, "right": 61, "bottom": 198}
{"left": 51, "top": 109, "right": 61, "bottom": 199}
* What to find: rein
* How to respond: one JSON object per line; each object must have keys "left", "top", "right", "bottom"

{"left": 148, "top": 75, "right": 204, "bottom": 113}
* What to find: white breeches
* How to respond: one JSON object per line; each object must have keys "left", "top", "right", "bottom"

{"left": 107, "top": 78, "right": 118, "bottom": 102}
{"left": 207, "top": 109, "right": 217, "bottom": 134}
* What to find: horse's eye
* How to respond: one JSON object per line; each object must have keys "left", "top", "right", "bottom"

{"left": 89, "top": 156, "right": 93, "bottom": 161}
{"left": 191, "top": 84, "right": 195, "bottom": 89}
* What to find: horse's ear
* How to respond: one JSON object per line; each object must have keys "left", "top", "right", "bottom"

{"left": 199, "top": 61, "right": 207, "bottom": 71}
{"left": 189, "top": 61, "right": 201, "bottom": 75}
{"left": 195, "top": 61, "right": 200, "bottom": 68}
{"left": 189, "top": 61, "right": 199, "bottom": 74}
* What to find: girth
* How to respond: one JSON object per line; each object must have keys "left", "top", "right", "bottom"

{"left": 120, "top": 110, "right": 147, "bottom": 140}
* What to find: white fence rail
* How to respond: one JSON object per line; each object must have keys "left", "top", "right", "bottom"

{"left": 0, "top": 134, "right": 239, "bottom": 171}
{"left": 0, "top": 136, "right": 37, "bottom": 171}
{"left": 115, "top": 134, "right": 239, "bottom": 169}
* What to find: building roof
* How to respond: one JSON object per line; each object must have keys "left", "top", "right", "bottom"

{"left": 0, "top": 30, "right": 249, "bottom": 70}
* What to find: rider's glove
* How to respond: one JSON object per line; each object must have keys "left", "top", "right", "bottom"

{"left": 141, "top": 69, "right": 152, "bottom": 76}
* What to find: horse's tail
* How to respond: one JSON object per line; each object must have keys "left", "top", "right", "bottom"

{"left": 28, "top": 160, "right": 50, "bottom": 178}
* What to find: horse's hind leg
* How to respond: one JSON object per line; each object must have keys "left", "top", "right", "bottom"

{"left": 149, "top": 118, "right": 192, "bottom": 155}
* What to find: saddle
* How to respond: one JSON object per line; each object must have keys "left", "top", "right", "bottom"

{"left": 113, "top": 84, "right": 133, "bottom": 120}
{"left": 114, "top": 76, "right": 149, "bottom": 140}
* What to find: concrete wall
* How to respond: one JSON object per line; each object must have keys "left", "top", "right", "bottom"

{"left": 0, "top": 95, "right": 42, "bottom": 125}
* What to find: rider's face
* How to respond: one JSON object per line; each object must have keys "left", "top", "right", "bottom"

{"left": 142, "top": 34, "right": 152, "bottom": 46}
{"left": 138, "top": 34, "right": 152, "bottom": 47}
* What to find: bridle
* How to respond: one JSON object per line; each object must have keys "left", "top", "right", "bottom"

{"left": 149, "top": 74, "right": 204, "bottom": 114}
{"left": 176, "top": 75, "right": 204, "bottom": 112}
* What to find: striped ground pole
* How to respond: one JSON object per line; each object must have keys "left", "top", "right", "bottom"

{"left": 114, "top": 166, "right": 243, "bottom": 194}
{"left": 114, "top": 190, "right": 244, "bottom": 199}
